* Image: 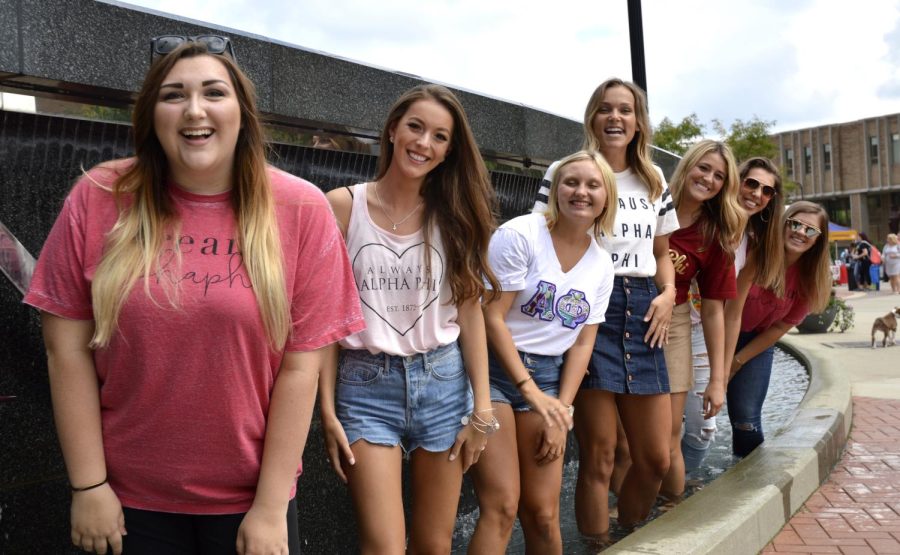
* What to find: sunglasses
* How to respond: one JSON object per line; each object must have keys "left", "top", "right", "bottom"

{"left": 742, "top": 177, "right": 777, "bottom": 199}
{"left": 150, "top": 35, "right": 237, "bottom": 64}
{"left": 786, "top": 218, "right": 822, "bottom": 238}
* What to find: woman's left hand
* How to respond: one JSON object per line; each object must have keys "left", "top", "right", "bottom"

{"left": 535, "top": 421, "right": 568, "bottom": 466}
{"left": 702, "top": 380, "right": 725, "bottom": 419}
{"left": 449, "top": 421, "right": 488, "bottom": 472}
{"left": 644, "top": 289, "right": 675, "bottom": 348}
{"left": 236, "top": 504, "right": 288, "bottom": 555}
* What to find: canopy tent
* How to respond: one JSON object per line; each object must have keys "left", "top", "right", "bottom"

{"left": 828, "top": 222, "right": 857, "bottom": 242}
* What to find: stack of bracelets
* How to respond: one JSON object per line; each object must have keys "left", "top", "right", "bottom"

{"left": 461, "top": 408, "right": 500, "bottom": 434}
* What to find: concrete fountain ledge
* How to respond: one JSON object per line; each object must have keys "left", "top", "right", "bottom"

{"left": 607, "top": 338, "right": 852, "bottom": 555}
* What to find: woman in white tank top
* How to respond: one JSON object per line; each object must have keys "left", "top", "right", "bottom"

{"left": 319, "top": 84, "right": 501, "bottom": 553}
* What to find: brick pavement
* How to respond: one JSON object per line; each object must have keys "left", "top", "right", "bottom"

{"left": 763, "top": 397, "right": 900, "bottom": 554}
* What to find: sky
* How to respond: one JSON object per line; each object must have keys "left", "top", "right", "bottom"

{"left": 120, "top": 0, "right": 900, "bottom": 135}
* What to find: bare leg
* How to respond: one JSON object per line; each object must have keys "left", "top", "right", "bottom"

{"left": 408, "top": 446, "right": 465, "bottom": 554}
{"left": 468, "top": 403, "right": 520, "bottom": 555}
{"left": 610, "top": 413, "right": 630, "bottom": 498}
{"left": 572, "top": 389, "right": 618, "bottom": 539}
{"left": 660, "top": 391, "right": 688, "bottom": 500}
{"left": 345, "top": 442, "right": 406, "bottom": 555}
{"left": 616, "top": 393, "right": 671, "bottom": 527}
{"left": 516, "top": 411, "right": 566, "bottom": 555}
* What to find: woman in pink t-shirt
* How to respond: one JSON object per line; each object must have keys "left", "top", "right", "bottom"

{"left": 723, "top": 201, "right": 833, "bottom": 457}
{"left": 656, "top": 140, "right": 745, "bottom": 501}
{"left": 24, "top": 40, "right": 364, "bottom": 554}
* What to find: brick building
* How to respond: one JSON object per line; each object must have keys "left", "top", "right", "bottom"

{"left": 773, "top": 115, "right": 900, "bottom": 241}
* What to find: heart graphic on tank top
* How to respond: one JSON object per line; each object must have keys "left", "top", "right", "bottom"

{"left": 351, "top": 242, "right": 445, "bottom": 336}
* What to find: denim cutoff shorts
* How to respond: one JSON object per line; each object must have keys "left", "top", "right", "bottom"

{"left": 583, "top": 275, "right": 670, "bottom": 394}
{"left": 335, "top": 341, "right": 473, "bottom": 454}
{"left": 488, "top": 349, "right": 563, "bottom": 411}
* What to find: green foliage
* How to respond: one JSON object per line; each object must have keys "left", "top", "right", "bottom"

{"left": 712, "top": 116, "right": 777, "bottom": 162}
{"left": 780, "top": 167, "right": 802, "bottom": 200}
{"left": 78, "top": 104, "right": 131, "bottom": 123}
{"left": 653, "top": 113, "right": 704, "bottom": 155}
{"left": 827, "top": 293, "right": 855, "bottom": 333}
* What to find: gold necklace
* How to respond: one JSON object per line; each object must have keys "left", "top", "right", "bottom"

{"left": 373, "top": 181, "right": 424, "bottom": 231}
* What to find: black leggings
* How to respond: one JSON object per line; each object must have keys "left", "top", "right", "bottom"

{"left": 122, "top": 497, "right": 300, "bottom": 554}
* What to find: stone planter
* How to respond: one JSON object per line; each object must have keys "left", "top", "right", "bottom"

{"left": 796, "top": 305, "right": 838, "bottom": 334}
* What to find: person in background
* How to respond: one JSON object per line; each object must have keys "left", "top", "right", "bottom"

{"left": 859, "top": 232, "right": 882, "bottom": 290}
{"left": 320, "top": 84, "right": 500, "bottom": 554}
{"left": 534, "top": 77, "right": 679, "bottom": 541}
{"left": 884, "top": 233, "right": 900, "bottom": 294}
{"left": 851, "top": 238, "right": 872, "bottom": 290}
{"left": 24, "top": 38, "right": 364, "bottom": 555}
{"left": 724, "top": 201, "right": 832, "bottom": 457}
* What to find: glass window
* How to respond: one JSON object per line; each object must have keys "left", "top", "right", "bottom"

{"left": 785, "top": 148, "right": 793, "bottom": 176}
{"left": 823, "top": 143, "right": 832, "bottom": 171}
{"left": 804, "top": 146, "right": 812, "bottom": 174}
{"left": 892, "top": 133, "right": 900, "bottom": 165}
{"left": 870, "top": 136, "right": 879, "bottom": 165}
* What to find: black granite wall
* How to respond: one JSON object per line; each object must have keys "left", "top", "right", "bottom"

{"left": 0, "top": 0, "right": 584, "bottom": 164}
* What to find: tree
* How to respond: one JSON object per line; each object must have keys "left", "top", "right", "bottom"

{"left": 712, "top": 116, "right": 777, "bottom": 162}
{"left": 653, "top": 113, "right": 704, "bottom": 155}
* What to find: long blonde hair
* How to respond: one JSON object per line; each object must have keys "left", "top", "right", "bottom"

{"left": 543, "top": 150, "right": 618, "bottom": 239}
{"left": 582, "top": 78, "right": 662, "bottom": 202}
{"left": 376, "top": 84, "right": 500, "bottom": 303}
{"left": 670, "top": 140, "right": 746, "bottom": 256}
{"left": 91, "top": 43, "right": 289, "bottom": 349}
{"left": 783, "top": 201, "right": 832, "bottom": 312}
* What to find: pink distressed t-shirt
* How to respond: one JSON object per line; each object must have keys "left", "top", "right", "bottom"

{"left": 24, "top": 161, "right": 365, "bottom": 514}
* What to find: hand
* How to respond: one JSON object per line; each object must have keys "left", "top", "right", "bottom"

{"left": 702, "top": 381, "right": 725, "bottom": 419}
{"left": 321, "top": 415, "right": 355, "bottom": 483}
{"left": 70, "top": 483, "right": 126, "bottom": 555}
{"left": 449, "top": 420, "right": 488, "bottom": 472}
{"left": 520, "top": 386, "right": 573, "bottom": 431}
{"left": 535, "top": 420, "right": 568, "bottom": 466}
{"left": 237, "top": 503, "right": 289, "bottom": 555}
{"left": 644, "top": 288, "right": 675, "bottom": 348}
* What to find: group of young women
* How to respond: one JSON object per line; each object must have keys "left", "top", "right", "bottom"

{"left": 25, "top": 38, "right": 833, "bottom": 555}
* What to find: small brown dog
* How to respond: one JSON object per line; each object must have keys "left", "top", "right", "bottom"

{"left": 871, "top": 307, "right": 900, "bottom": 348}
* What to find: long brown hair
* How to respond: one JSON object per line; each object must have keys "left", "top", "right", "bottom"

{"left": 670, "top": 140, "right": 746, "bottom": 256}
{"left": 782, "top": 201, "right": 832, "bottom": 312}
{"left": 582, "top": 78, "right": 663, "bottom": 202}
{"left": 740, "top": 157, "right": 785, "bottom": 295}
{"left": 376, "top": 84, "right": 500, "bottom": 303}
{"left": 91, "top": 42, "right": 289, "bottom": 348}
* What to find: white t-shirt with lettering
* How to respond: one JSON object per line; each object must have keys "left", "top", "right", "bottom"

{"left": 488, "top": 213, "right": 614, "bottom": 356}
{"left": 533, "top": 162, "right": 679, "bottom": 277}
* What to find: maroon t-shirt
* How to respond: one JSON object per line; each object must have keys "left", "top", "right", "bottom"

{"left": 668, "top": 219, "right": 736, "bottom": 305}
{"left": 24, "top": 161, "right": 365, "bottom": 513}
{"left": 740, "top": 264, "right": 809, "bottom": 332}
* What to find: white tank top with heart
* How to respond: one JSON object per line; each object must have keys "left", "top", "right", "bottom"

{"left": 339, "top": 182, "right": 459, "bottom": 355}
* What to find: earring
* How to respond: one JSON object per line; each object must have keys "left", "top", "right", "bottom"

{"left": 760, "top": 208, "right": 770, "bottom": 223}
{"left": 390, "top": 135, "right": 394, "bottom": 143}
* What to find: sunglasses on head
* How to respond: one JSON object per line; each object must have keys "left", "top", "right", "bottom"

{"left": 150, "top": 35, "right": 237, "bottom": 64}
{"left": 742, "top": 177, "right": 777, "bottom": 199}
{"left": 786, "top": 218, "right": 822, "bottom": 238}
